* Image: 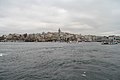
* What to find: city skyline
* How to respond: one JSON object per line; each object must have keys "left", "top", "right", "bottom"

{"left": 1, "top": 28, "right": 120, "bottom": 43}
{"left": 0, "top": 0, "right": 120, "bottom": 36}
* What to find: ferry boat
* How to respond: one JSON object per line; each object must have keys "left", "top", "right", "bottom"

{"left": 101, "top": 36, "right": 118, "bottom": 45}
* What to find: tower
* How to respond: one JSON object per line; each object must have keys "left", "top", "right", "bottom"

{"left": 58, "top": 28, "right": 61, "bottom": 34}
{"left": 58, "top": 28, "right": 61, "bottom": 41}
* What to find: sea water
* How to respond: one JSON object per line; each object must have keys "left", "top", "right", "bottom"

{"left": 0, "top": 42, "right": 120, "bottom": 80}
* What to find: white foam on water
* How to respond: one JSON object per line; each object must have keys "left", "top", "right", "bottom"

{"left": 82, "top": 72, "right": 87, "bottom": 77}
{"left": 0, "top": 54, "right": 3, "bottom": 56}
{"left": 84, "top": 72, "right": 86, "bottom": 73}
{"left": 0, "top": 53, "right": 7, "bottom": 57}
{"left": 82, "top": 74, "right": 86, "bottom": 77}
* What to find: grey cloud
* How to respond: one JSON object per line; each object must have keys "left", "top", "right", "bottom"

{"left": 0, "top": 0, "right": 120, "bottom": 35}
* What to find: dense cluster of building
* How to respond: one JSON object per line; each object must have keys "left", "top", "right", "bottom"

{"left": 0, "top": 29, "right": 120, "bottom": 43}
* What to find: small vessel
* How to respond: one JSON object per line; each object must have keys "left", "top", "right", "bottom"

{"left": 101, "top": 36, "right": 118, "bottom": 45}
{"left": 101, "top": 40, "right": 118, "bottom": 45}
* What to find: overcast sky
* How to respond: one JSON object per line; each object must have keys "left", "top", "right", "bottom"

{"left": 0, "top": 0, "right": 120, "bottom": 36}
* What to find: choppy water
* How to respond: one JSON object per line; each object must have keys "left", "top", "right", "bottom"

{"left": 0, "top": 42, "right": 120, "bottom": 80}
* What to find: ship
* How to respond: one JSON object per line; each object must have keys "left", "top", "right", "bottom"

{"left": 101, "top": 36, "right": 118, "bottom": 45}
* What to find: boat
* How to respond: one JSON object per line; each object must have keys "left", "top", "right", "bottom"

{"left": 101, "top": 40, "right": 118, "bottom": 45}
{"left": 101, "top": 36, "right": 118, "bottom": 45}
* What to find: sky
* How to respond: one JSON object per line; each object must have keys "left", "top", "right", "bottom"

{"left": 0, "top": 0, "right": 120, "bottom": 36}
